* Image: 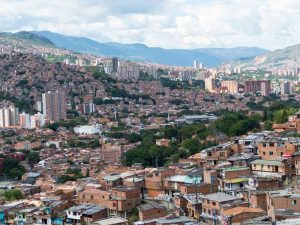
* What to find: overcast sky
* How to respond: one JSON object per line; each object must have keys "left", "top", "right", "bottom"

{"left": 0, "top": 0, "right": 299, "bottom": 50}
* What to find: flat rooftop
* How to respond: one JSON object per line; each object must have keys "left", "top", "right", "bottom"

{"left": 203, "top": 192, "right": 241, "bottom": 203}
{"left": 138, "top": 202, "right": 165, "bottom": 212}
{"left": 92, "top": 217, "right": 128, "bottom": 225}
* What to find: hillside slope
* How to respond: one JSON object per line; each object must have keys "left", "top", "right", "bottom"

{"left": 32, "top": 31, "right": 268, "bottom": 67}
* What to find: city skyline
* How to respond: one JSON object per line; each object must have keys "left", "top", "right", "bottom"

{"left": 1, "top": 0, "right": 300, "bottom": 50}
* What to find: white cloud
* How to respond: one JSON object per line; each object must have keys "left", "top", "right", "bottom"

{"left": 0, "top": 0, "right": 300, "bottom": 49}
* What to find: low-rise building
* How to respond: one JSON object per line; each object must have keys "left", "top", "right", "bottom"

{"left": 138, "top": 202, "right": 167, "bottom": 221}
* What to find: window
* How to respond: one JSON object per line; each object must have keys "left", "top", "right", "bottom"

{"left": 263, "top": 143, "right": 267, "bottom": 147}
{"left": 269, "top": 151, "right": 273, "bottom": 155}
{"left": 207, "top": 200, "right": 210, "bottom": 204}
{"left": 292, "top": 200, "right": 297, "bottom": 205}
{"left": 212, "top": 202, "right": 216, "bottom": 206}
{"left": 281, "top": 152, "right": 283, "bottom": 156}
{"left": 270, "top": 142, "right": 274, "bottom": 147}
{"left": 220, "top": 152, "right": 225, "bottom": 157}
{"left": 263, "top": 152, "right": 266, "bottom": 155}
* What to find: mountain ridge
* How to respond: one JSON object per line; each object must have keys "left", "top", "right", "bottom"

{"left": 232, "top": 42, "right": 300, "bottom": 70}
{"left": 31, "top": 31, "right": 268, "bottom": 67}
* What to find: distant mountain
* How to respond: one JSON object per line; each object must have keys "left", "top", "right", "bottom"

{"left": 15, "top": 31, "right": 55, "bottom": 46}
{"left": 232, "top": 43, "right": 300, "bottom": 70}
{"left": 32, "top": 31, "right": 268, "bottom": 67}
{"left": 0, "top": 31, "right": 55, "bottom": 47}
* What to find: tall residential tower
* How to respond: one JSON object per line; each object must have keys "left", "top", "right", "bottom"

{"left": 42, "top": 91, "right": 67, "bottom": 121}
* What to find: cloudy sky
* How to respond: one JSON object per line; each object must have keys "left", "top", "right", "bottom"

{"left": 0, "top": 0, "right": 299, "bottom": 50}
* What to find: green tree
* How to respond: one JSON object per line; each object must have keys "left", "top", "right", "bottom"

{"left": 128, "top": 133, "right": 142, "bottom": 143}
{"left": 3, "top": 158, "right": 25, "bottom": 179}
{"left": 27, "top": 151, "right": 40, "bottom": 169}
{"left": 164, "top": 127, "right": 178, "bottom": 139}
{"left": 1, "top": 189, "right": 23, "bottom": 201}
{"left": 264, "top": 121, "right": 273, "bottom": 131}
{"left": 8, "top": 168, "right": 24, "bottom": 179}
{"left": 273, "top": 108, "right": 297, "bottom": 123}
{"left": 182, "top": 138, "right": 200, "bottom": 155}
{"left": 214, "top": 112, "right": 260, "bottom": 137}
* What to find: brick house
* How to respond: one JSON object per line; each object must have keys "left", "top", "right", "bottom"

{"left": 78, "top": 186, "right": 141, "bottom": 217}
{"left": 179, "top": 182, "right": 217, "bottom": 195}
{"left": 251, "top": 159, "right": 293, "bottom": 177}
{"left": 272, "top": 113, "right": 300, "bottom": 133}
{"left": 201, "top": 192, "right": 243, "bottom": 224}
{"left": 138, "top": 202, "right": 167, "bottom": 221}
{"left": 267, "top": 189, "right": 300, "bottom": 222}
{"left": 248, "top": 191, "right": 268, "bottom": 211}
{"left": 222, "top": 206, "right": 265, "bottom": 224}
{"left": 218, "top": 166, "right": 251, "bottom": 180}
{"left": 257, "top": 139, "right": 298, "bottom": 160}
{"left": 145, "top": 168, "right": 175, "bottom": 197}
{"left": 108, "top": 186, "right": 141, "bottom": 217}
{"left": 204, "top": 142, "right": 233, "bottom": 166}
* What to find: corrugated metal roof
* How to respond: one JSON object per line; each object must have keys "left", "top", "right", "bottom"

{"left": 251, "top": 159, "right": 282, "bottom": 166}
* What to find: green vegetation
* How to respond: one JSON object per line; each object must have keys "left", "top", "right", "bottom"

{"left": 14, "top": 31, "right": 54, "bottom": 46}
{"left": 214, "top": 112, "right": 260, "bottom": 137}
{"left": 0, "top": 189, "right": 23, "bottom": 201}
{"left": 85, "top": 66, "right": 116, "bottom": 83}
{"left": 106, "top": 86, "right": 128, "bottom": 98}
{"left": 138, "top": 71, "right": 155, "bottom": 81}
{"left": 128, "top": 133, "right": 142, "bottom": 143}
{"left": 67, "top": 109, "right": 79, "bottom": 117}
{"left": 16, "top": 79, "right": 29, "bottom": 88}
{"left": 94, "top": 98, "right": 120, "bottom": 105}
{"left": 0, "top": 92, "right": 34, "bottom": 113}
{"left": 67, "top": 139, "right": 101, "bottom": 149}
{"left": 27, "top": 151, "right": 40, "bottom": 169}
{"left": 169, "top": 99, "right": 187, "bottom": 105}
{"left": 45, "top": 117, "right": 87, "bottom": 131}
{"left": 273, "top": 108, "right": 297, "bottom": 123}
{"left": 160, "top": 78, "right": 180, "bottom": 90}
{"left": 57, "top": 168, "right": 84, "bottom": 183}
{"left": 0, "top": 130, "right": 16, "bottom": 138}
{"left": 246, "top": 97, "right": 300, "bottom": 125}
{"left": 159, "top": 77, "right": 203, "bottom": 90}
{"left": 122, "top": 123, "right": 214, "bottom": 166}
{"left": 45, "top": 54, "right": 76, "bottom": 63}
{"left": 128, "top": 207, "right": 139, "bottom": 224}
{"left": 3, "top": 158, "right": 25, "bottom": 180}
